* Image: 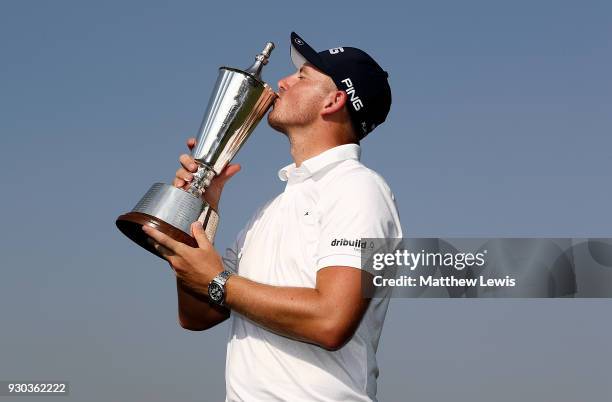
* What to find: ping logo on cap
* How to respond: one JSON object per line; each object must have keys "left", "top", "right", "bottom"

{"left": 341, "top": 78, "right": 364, "bottom": 111}
{"left": 329, "top": 47, "right": 344, "bottom": 54}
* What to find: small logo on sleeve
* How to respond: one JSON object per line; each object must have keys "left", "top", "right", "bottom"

{"left": 331, "top": 238, "right": 367, "bottom": 249}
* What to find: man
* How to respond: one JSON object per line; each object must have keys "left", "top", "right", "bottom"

{"left": 143, "top": 32, "right": 402, "bottom": 401}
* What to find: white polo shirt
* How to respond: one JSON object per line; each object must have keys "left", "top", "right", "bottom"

{"left": 222, "top": 144, "right": 402, "bottom": 402}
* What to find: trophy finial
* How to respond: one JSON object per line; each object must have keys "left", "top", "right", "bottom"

{"left": 260, "top": 42, "right": 275, "bottom": 63}
{"left": 245, "top": 42, "right": 275, "bottom": 78}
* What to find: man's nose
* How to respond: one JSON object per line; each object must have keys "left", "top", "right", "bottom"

{"left": 277, "top": 77, "right": 288, "bottom": 93}
{"left": 277, "top": 73, "right": 298, "bottom": 93}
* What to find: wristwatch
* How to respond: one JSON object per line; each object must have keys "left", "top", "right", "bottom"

{"left": 208, "top": 270, "right": 233, "bottom": 306}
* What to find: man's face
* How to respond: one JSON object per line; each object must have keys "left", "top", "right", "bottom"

{"left": 268, "top": 63, "right": 336, "bottom": 134}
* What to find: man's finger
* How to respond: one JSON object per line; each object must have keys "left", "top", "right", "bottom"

{"left": 175, "top": 167, "right": 194, "bottom": 183}
{"left": 191, "top": 221, "right": 212, "bottom": 249}
{"left": 179, "top": 154, "right": 197, "bottom": 172}
{"left": 222, "top": 164, "right": 241, "bottom": 179}
{"left": 142, "top": 225, "right": 182, "bottom": 253}
{"left": 215, "top": 164, "right": 241, "bottom": 187}
{"left": 187, "top": 137, "right": 196, "bottom": 150}
{"left": 172, "top": 177, "right": 185, "bottom": 188}
{"left": 146, "top": 237, "right": 175, "bottom": 258}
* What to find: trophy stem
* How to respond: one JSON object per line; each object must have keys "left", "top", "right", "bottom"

{"left": 187, "top": 164, "right": 216, "bottom": 197}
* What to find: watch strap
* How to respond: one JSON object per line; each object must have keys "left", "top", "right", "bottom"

{"left": 214, "top": 270, "right": 233, "bottom": 286}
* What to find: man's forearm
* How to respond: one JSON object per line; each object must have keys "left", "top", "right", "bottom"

{"left": 223, "top": 272, "right": 366, "bottom": 350}
{"left": 177, "top": 278, "right": 228, "bottom": 330}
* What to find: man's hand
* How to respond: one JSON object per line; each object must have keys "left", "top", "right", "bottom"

{"left": 143, "top": 221, "right": 224, "bottom": 296}
{"left": 173, "top": 137, "right": 241, "bottom": 211}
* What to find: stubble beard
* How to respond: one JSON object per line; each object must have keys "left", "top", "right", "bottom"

{"left": 267, "top": 107, "right": 288, "bottom": 135}
{"left": 267, "top": 101, "right": 319, "bottom": 136}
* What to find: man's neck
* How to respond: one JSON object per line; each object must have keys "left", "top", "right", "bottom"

{"left": 287, "top": 127, "right": 354, "bottom": 167}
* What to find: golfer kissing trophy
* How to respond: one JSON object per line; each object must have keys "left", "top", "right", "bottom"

{"left": 116, "top": 42, "right": 277, "bottom": 258}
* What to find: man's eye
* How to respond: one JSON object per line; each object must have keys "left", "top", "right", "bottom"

{"left": 298, "top": 75, "right": 304, "bottom": 80}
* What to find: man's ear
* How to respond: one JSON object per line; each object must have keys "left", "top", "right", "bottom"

{"left": 321, "top": 90, "right": 347, "bottom": 117}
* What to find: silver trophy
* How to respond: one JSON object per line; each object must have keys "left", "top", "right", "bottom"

{"left": 116, "top": 43, "right": 277, "bottom": 258}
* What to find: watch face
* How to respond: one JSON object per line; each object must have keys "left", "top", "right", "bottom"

{"left": 209, "top": 282, "right": 224, "bottom": 303}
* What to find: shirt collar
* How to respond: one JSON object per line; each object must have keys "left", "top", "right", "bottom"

{"left": 278, "top": 143, "right": 361, "bottom": 182}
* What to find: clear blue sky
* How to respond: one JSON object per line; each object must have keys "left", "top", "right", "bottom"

{"left": 1, "top": 0, "right": 610, "bottom": 401}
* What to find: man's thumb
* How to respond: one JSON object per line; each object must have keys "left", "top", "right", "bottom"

{"left": 219, "top": 164, "right": 241, "bottom": 184}
{"left": 191, "top": 221, "right": 212, "bottom": 248}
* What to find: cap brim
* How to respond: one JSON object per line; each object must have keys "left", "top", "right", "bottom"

{"left": 290, "top": 32, "right": 328, "bottom": 73}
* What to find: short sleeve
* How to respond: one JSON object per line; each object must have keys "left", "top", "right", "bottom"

{"left": 316, "top": 170, "right": 402, "bottom": 270}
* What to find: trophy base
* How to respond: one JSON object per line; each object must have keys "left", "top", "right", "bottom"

{"left": 116, "top": 211, "right": 198, "bottom": 257}
{"left": 116, "top": 183, "right": 218, "bottom": 259}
